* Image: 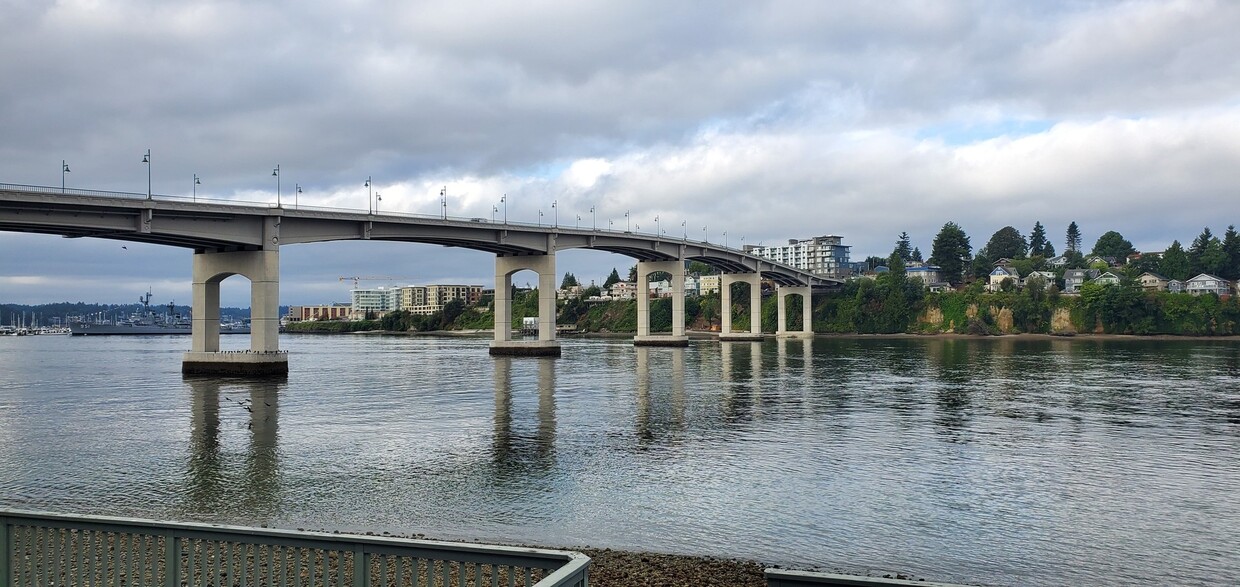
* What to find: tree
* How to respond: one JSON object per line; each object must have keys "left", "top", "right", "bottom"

{"left": 893, "top": 232, "right": 913, "bottom": 263}
{"left": 628, "top": 265, "right": 638, "bottom": 282}
{"left": 1029, "top": 221, "right": 1054, "bottom": 258}
{"left": 1223, "top": 225, "right": 1240, "bottom": 280}
{"left": 1066, "top": 221, "right": 1082, "bottom": 254}
{"left": 985, "top": 226, "right": 1028, "bottom": 260}
{"left": 1189, "top": 227, "right": 1214, "bottom": 276}
{"left": 929, "top": 222, "right": 972, "bottom": 285}
{"left": 1091, "top": 230, "right": 1135, "bottom": 260}
{"left": 911, "top": 247, "right": 923, "bottom": 262}
{"left": 560, "top": 272, "right": 579, "bottom": 289}
{"left": 1159, "top": 240, "right": 1190, "bottom": 281}
{"left": 1199, "top": 236, "right": 1229, "bottom": 277}
{"left": 603, "top": 268, "right": 622, "bottom": 288}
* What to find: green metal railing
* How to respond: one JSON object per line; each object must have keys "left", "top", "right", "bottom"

{"left": 2, "top": 510, "right": 588, "bottom": 587}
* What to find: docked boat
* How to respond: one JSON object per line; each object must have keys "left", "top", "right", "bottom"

{"left": 69, "top": 291, "right": 250, "bottom": 335}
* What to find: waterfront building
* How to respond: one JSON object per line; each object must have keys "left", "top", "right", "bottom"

{"left": 399, "top": 286, "right": 427, "bottom": 310}
{"left": 351, "top": 287, "right": 400, "bottom": 318}
{"left": 288, "top": 303, "right": 352, "bottom": 322}
{"left": 609, "top": 281, "right": 638, "bottom": 300}
{"left": 698, "top": 275, "right": 721, "bottom": 295}
{"left": 906, "top": 265, "right": 942, "bottom": 287}
{"left": 1138, "top": 272, "right": 1169, "bottom": 292}
{"left": 987, "top": 266, "right": 1020, "bottom": 292}
{"left": 1185, "top": 273, "right": 1231, "bottom": 296}
{"left": 1063, "top": 269, "right": 1100, "bottom": 294}
{"left": 743, "top": 235, "right": 851, "bottom": 278}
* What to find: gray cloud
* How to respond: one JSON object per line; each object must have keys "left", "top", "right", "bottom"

{"left": 3, "top": 0, "right": 1240, "bottom": 306}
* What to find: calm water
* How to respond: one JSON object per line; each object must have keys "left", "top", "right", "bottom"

{"left": 1, "top": 334, "right": 1238, "bottom": 586}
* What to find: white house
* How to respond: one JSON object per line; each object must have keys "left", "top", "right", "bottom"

{"left": 1185, "top": 273, "right": 1231, "bottom": 296}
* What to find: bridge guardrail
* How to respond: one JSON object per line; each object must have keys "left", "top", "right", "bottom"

{"left": 1, "top": 509, "right": 589, "bottom": 587}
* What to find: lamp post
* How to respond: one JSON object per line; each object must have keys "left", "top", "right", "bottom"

{"left": 703, "top": 225, "right": 708, "bottom": 243}
{"left": 723, "top": 230, "right": 728, "bottom": 249}
{"left": 295, "top": 184, "right": 301, "bottom": 209}
{"left": 625, "top": 210, "right": 630, "bottom": 232}
{"left": 272, "top": 164, "right": 280, "bottom": 207}
{"left": 492, "top": 205, "right": 498, "bottom": 223}
{"left": 552, "top": 200, "right": 558, "bottom": 228}
{"left": 655, "top": 215, "right": 660, "bottom": 237}
{"left": 591, "top": 206, "right": 596, "bottom": 230}
{"left": 193, "top": 174, "right": 201, "bottom": 202}
{"left": 376, "top": 193, "right": 382, "bottom": 213}
{"left": 365, "top": 176, "right": 372, "bottom": 214}
{"left": 500, "top": 194, "right": 507, "bottom": 223}
{"left": 538, "top": 210, "right": 543, "bottom": 226}
{"left": 608, "top": 218, "right": 613, "bottom": 230}
{"left": 61, "top": 160, "right": 70, "bottom": 193}
{"left": 440, "top": 186, "right": 448, "bottom": 219}
{"left": 576, "top": 214, "right": 581, "bottom": 229}
{"left": 681, "top": 220, "right": 686, "bottom": 241}
{"left": 142, "top": 149, "right": 151, "bottom": 200}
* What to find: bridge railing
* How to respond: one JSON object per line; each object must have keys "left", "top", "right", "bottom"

{"left": 1, "top": 509, "right": 589, "bottom": 587}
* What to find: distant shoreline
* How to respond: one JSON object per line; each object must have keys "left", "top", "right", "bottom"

{"left": 288, "top": 328, "right": 1240, "bottom": 342}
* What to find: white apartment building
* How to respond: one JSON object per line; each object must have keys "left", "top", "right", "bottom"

{"left": 351, "top": 287, "right": 400, "bottom": 318}
{"left": 744, "top": 235, "right": 851, "bottom": 277}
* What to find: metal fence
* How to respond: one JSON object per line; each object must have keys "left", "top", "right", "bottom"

{"left": 1, "top": 510, "right": 588, "bottom": 587}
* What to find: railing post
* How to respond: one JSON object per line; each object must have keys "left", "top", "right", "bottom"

{"left": 353, "top": 544, "right": 367, "bottom": 586}
{"left": 0, "top": 514, "right": 10, "bottom": 587}
{"left": 162, "top": 528, "right": 180, "bottom": 587}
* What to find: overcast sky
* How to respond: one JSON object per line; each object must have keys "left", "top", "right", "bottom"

{"left": 3, "top": 0, "right": 1240, "bottom": 307}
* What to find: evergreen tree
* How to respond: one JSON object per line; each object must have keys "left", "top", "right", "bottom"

{"left": 1189, "top": 227, "right": 1215, "bottom": 275}
{"left": 1029, "top": 221, "right": 1053, "bottom": 257}
{"left": 893, "top": 232, "right": 913, "bottom": 263}
{"left": 1066, "top": 221, "right": 1082, "bottom": 254}
{"left": 911, "top": 247, "right": 923, "bottom": 263}
{"left": 560, "top": 272, "right": 579, "bottom": 289}
{"left": 1222, "top": 225, "right": 1240, "bottom": 280}
{"left": 1200, "top": 237, "right": 1229, "bottom": 277}
{"left": 1159, "top": 241, "right": 1190, "bottom": 281}
{"left": 929, "top": 222, "right": 972, "bottom": 285}
{"left": 984, "top": 226, "right": 1028, "bottom": 259}
{"left": 603, "top": 268, "right": 622, "bottom": 288}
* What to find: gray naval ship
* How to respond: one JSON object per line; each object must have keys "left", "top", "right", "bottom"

{"left": 69, "top": 291, "right": 250, "bottom": 335}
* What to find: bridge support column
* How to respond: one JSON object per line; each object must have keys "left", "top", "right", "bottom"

{"left": 776, "top": 285, "right": 814, "bottom": 338}
{"left": 183, "top": 249, "right": 288, "bottom": 376}
{"left": 719, "top": 273, "right": 764, "bottom": 341}
{"left": 634, "top": 259, "right": 689, "bottom": 347}
{"left": 491, "top": 254, "right": 561, "bottom": 357}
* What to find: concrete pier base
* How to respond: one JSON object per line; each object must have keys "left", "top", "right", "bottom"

{"left": 633, "top": 335, "right": 690, "bottom": 347}
{"left": 489, "top": 340, "right": 562, "bottom": 357}
{"left": 718, "top": 332, "right": 766, "bottom": 341}
{"left": 182, "top": 351, "right": 289, "bottom": 377}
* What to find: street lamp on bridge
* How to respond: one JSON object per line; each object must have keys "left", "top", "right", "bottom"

{"left": 61, "top": 160, "right": 70, "bottom": 193}
{"left": 552, "top": 200, "right": 558, "bottom": 228}
{"left": 141, "top": 149, "right": 151, "bottom": 200}
{"left": 440, "top": 186, "right": 448, "bottom": 219}
{"left": 193, "top": 174, "right": 201, "bottom": 202}
{"left": 500, "top": 194, "right": 507, "bottom": 223}
{"left": 590, "top": 205, "right": 596, "bottom": 230}
{"left": 295, "top": 184, "right": 301, "bottom": 209}
{"left": 272, "top": 165, "right": 280, "bottom": 207}
{"left": 365, "top": 176, "right": 372, "bottom": 214}
{"left": 376, "top": 193, "right": 382, "bottom": 213}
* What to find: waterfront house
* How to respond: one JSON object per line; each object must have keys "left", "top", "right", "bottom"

{"left": 906, "top": 265, "right": 942, "bottom": 287}
{"left": 1185, "top": 273, "right": 1231, "bottom": 296}
{"left": 988, "top": 266, "right": 1020, "bottom": 292}
{"left": 1091, "top": 272, "right": 1122, "bottom": 286}
{"left": 1063, "top": 269, "right": 1100, "bottom": 294}
{"left": 1138, "top": 272, "right": 1169, "bottom": 292}
{"left": 1168, "top": 279, "right": 1185, "bottom": 293}
{"left": 609, "top": 281, "right": 638, "bottom": 300}
{"left": 1023, "top": 271, "right": 1057, "bottom": 290}
{"left": 1047, "top": 255, "right": 1069, "bottom": 268}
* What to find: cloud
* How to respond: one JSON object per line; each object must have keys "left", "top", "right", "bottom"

{"left": 3, "top": 1, "right": 1240, "bottom": 306}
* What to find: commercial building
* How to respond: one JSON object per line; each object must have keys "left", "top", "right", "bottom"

{"left": 350, "top": 287, "right": 401, "bottom": 318}
{"left": 744, "top": 235, "right": 851, "bottom": 277}
{"left": 288, "top": 303, "right": 352, "bottom": 322}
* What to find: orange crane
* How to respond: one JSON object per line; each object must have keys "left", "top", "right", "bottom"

{"left": 338, "top": 276, "right": 418, "bottom": 288}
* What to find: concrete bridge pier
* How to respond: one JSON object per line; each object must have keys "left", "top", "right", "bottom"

{"left": 719, "top": 273, "right": 765, "bottom": 341}
{"left": 491, "top": 254, "right": 561, "bottom": 356}
{"left": 776, "top": 285, "right": 814, "bottom": 338}
{"left": 183, "top": 249, "right": 288, "bottom": 376}
{"left": 633, "top": 259, "right": 689, "bottom": 347}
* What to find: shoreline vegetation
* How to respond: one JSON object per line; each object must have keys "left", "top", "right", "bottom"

{"left": 284, "top": 277, "right": 1240, "bottom": 339}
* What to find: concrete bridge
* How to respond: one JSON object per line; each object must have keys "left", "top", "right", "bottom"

{"left": 0, "top": 183, "right": 839, "bottom": 375}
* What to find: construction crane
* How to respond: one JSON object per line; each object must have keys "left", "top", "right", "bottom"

{"left": 338, "top": 276, "right": 417, "bottom": 288}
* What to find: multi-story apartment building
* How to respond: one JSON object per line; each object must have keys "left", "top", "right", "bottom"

{"left": 400, "top": 284, "right": 485, "bottom": 315}
{"left": 743, "top": 235, "right": 851, "bottom": 277}
{"left": 350, "top": 287, "right": 400, "bottom": 318}
{"left": 288, "top": 303, "right": 352, "bottom": 322}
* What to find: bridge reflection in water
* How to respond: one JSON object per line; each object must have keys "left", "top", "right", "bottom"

{"left": 185, "top": 377, "right": 283, "bottom": 520}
